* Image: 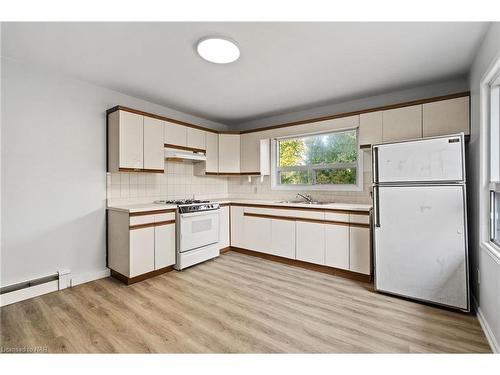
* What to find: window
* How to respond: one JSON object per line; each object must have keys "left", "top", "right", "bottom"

{"left": 271, "top": 128, "right": 362, "bottom": 191}
{"left": 490, "top": 81, "right": 500, "bottom": 246}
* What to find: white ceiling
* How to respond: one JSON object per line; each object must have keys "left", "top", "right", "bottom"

{"left": 2, "top": 22, "right": 489, "bottom": 125}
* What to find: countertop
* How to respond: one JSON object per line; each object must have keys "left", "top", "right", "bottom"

{"left": 107, "top": 199, "right": 372, "bottom": 213}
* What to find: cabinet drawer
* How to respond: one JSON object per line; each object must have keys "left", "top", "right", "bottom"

{"left": 155, "top": 213, "right": 175, "bottom": 223}
{"left": 130, "top": 215, "right": 156, "bottom": 226}
{"left": 325, "top": 212, "right": 349, "bottom": 223}
{"left": 349, "top": 213, "right": 370, "bottom": 225}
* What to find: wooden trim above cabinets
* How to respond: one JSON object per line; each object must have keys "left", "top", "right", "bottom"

{"left": 244, "top": 212, "right": 355, "bottom": 227}
{"left": 359, "top": 144, "right": 372, "bottom": 150}
{"left": 228, "top": 247, "right": 372, "bottom": 283}
{"left": 154, "top": 219, "right": 176, "bottom": 227}
{"left": 107, "top": 106, "right": 219, "bottom": 134}
{"left": 129, "top": 222, "right": 156, "bottom": 230}
{"left": 111, "top": 266, "right": 174, "bottom": 285}
{"left": 239, "top": 91, "right": 470, "bottom": 134}
{"left": 164, "top": 143, "right": 206, "bottom": 154}
{"left": 244, "top": 212, "right": 296, "bottom": 222}
{"left": 118, "top": 168, "right": 164, "bottom": 173}
{"left": 108, "top": 91, "right": 469, "bottom": 138}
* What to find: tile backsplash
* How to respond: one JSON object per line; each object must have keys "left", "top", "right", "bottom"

{"left": 106, "top": 160, "right": 228, "bottom": 206}
{"left": 107, "top": 151, "right": 373, "bottom": 206}
{"left": 227, "top": 149, "right": 373, "bottom": 205}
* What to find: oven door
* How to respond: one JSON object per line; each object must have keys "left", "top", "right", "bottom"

{"left": 179, "top": 210, "right": 220, "bottom": 252}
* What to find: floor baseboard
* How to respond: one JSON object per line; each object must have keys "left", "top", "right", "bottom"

{"left": 473, "top": 294, "right": 499, "bottom": 353}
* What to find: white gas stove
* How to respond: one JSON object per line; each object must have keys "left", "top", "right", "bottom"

{"left": 154, "top": 199, "right": 220, "bottom": 270}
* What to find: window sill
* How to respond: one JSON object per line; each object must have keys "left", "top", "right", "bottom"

{"left": 271, "top": 184, "right": 364, "bottom": 192}
{"left": 481, "top": 241, "right": 500, "bottom": 264}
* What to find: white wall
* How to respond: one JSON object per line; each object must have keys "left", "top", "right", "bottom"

{"left": 235, "top": 77, "right": 469, "bottom": 131}
{"left": 468, "top": 22, "right": 500, "bottom": 353}
{"left": 0, "top": 58, "right": 228, "bottom": 287}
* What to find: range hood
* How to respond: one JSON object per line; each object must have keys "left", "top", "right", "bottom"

{"left": 164, "top": 147, "right": 206, "bottom": 162}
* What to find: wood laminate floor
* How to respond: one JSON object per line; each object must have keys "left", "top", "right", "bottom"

{"left": 0, "top": 251, "right": 492, "bottom": 353}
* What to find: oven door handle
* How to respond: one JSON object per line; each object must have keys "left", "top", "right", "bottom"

{"left": 180, "top": 210, "right": 220, "bottom": 218}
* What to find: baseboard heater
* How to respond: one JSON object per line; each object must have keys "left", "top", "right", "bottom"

{"left": 0, "top": 270, "right": 70, "bottom": 307}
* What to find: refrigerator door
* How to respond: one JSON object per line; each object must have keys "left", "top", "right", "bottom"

{"left": 373, "top": 135, "right": 464, "bottom": 183}
{"left": 373, "top": 185, "right": 468, "bottom": 310}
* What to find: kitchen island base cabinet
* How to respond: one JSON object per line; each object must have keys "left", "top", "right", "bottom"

{"left": 296, "top": 221, "right": 325, "bottom": 265}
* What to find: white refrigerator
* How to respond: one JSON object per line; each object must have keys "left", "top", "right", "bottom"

{"left": 372, "top": 133, "right": 469, "bottom": 311}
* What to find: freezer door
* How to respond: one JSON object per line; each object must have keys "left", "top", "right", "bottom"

{"left": 374, "top": 185, "right": 468, "bottom": 310}
{"left": 373, "top": 135, "right": 464, "bottom": 183}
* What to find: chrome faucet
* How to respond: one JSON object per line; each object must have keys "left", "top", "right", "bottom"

{"left": 296, "top": 193, "right": 313, "bottom": 203}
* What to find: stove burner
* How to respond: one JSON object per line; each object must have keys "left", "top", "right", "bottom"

{"left": 154, "top": 199, "right": 210, "bottom": 205}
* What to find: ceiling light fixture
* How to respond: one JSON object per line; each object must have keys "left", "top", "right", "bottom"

{"left": 196, "top": 37, "right": 240, "bottom": 64}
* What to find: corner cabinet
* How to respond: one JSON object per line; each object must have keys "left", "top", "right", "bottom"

{"left": 108, "top": 109, "right": 164, "bottom": 173}
{"left": 108, "top": 209, "right": 176, "bottom": 284}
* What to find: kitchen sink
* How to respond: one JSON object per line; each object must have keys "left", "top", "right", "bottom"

{"left": 277, "top": 200, "right": 331, "bottom": 205}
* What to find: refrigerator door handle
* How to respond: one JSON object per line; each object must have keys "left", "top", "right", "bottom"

{"left": 374, "top": 186, "right": 380, "bottom": 227}
{"left": 373, "top": 146, "right": 379, "bottom": 183}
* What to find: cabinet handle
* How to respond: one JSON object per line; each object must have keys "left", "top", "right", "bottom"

{"left": 374, "top": 186, "right": 380, "bottom": 228}
{"left": 373, "top": 146, "right": 379, "bottom": 183}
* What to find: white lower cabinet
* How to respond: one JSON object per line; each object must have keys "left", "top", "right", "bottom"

{"left": 296, "top": 221, "right": 325, "bottom": 265}
{"left": 270, "top": 219, "right": 295, "bottom": 258}
{"left": 129, "top": 227, "right": 155, "bottom": 277}
{"left": 244, "top": 215, "right": 272, "bottom": 252}
{"left": 350, "top": 226, "right": 371, "bottom": 275}
{"left": 154, "top": 222, "right": 176, "bottom": 270}
{"left": 325, "top": 223, "right": 350, "bottom": 270}
{"left": 230, "top": 206, "right": 245, "bottom": 248}
{"left": 219, "top": 206, "right": 230, "bottom": 250}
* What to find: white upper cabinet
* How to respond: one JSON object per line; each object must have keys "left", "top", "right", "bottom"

{"left": 423, "top": 97, "right": 470, "bottom": 137}
{"left": 187, "top": 127, "right": 206, "bottom": 150}
{"left": 359, "top": 112, "right": 383, "bottom": 146}
{"left": 117, "top": 111, "right": 144, "bottom": 170}
{"left": 143, "top": 116, "right": 165, "bottom": 171}
{"left": 205, "top": 132, "right": 219, "bottom": 173}
{"left": 240, "top": 133, "right": 260, "bottom": 173}
{"left": 164, "top": 120, "right": 187, "bottom": 147}
{"left": 219, "top": 134, "right": 241, "bottom": 173}
{"left": 382, "top": 105, "right": 422, "bottom": 142}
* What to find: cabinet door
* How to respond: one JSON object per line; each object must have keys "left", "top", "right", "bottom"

{"left": 270, "top": 219, "right": 295, "bottom": 259}
{"left": 325, "top": 222, "right": 350, "bottom": 270}
{"left": 423, "top": 97, "right": 470, "bottom": 137}
{"left": 350, "top": 226, "right": 370, "bottom": 275}
{"left": 205, "top": 132, "right": 219, "bottom": 173}
{"left": 119, "top": 111, "right": 144, "bottom": 169}
{"left": 244, "top": 214, "right": 272, "bottom": 252}
{"left": 143, "top": 117, "right": 165, "bottom": 171}
{"left": 187, "top": 128, "right": 206, "bottom": 150}
{"left": 240, "top": 133, "right": 260, "bottom": 173}
{"left": 129, "top": 227, "right": 155, "bottom": 277}
{"left": 219, "top": 206, "right": 230, "bottom": 250}
{"left": 382, "top": 105, "right": 422, "bottom": 142}
{"left": 296, "top": 221, "right": 325, "bottom": 265}
{"left": 230, "top": 206, "right": 244, "bottom": 248}
{"left": 219, "top": 134, "right": 241, "bottom": 173}
{"left": 154, "top": 222, "right": 175, "bottom": 270}
{"left": 164, "top": 120, "right": 187, "bottom": 147}
{"left": 359, "top": 112, "right": 383, "bottom": 146}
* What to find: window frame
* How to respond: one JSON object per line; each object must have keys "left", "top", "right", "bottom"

{"left": 270, "top": 127, "right": 363, "bottom": 192}
{"left": 489, "top": 75, "right": 500, "bottom": 247}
